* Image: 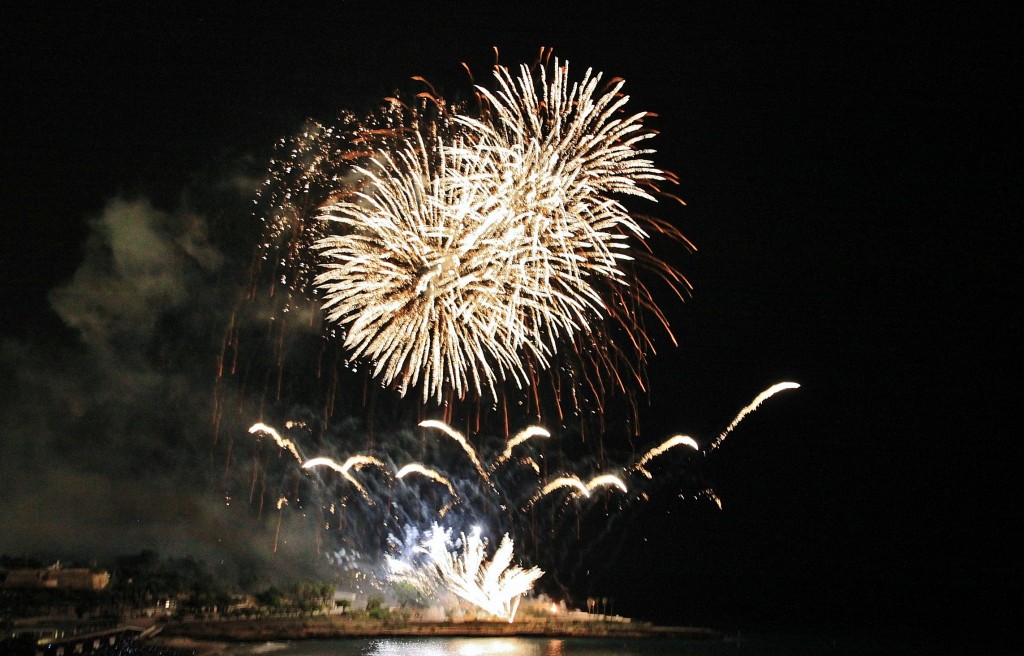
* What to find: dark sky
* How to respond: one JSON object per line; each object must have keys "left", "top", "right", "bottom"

{"left": 1, "top": 0, "right": 1017, "bottom": 642}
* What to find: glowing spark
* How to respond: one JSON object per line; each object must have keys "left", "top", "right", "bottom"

{"left": 632, "top": 434, "right": 699, "bottom": 478}
{"left": 249, "top": 422, "right": 303, "bottom": 464}
{"left": 396, "top": 463, "right": 459, "bottom": 500}
{"left": 708, "top": 382, "right": 801, "bottom": 451}
{"left": 419, "top": 420, "right": 490, "bottom": 483}
{"left": 492, "top": 426, "right": 550, "bottom": 469}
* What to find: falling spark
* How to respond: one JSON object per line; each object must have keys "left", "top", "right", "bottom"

{"left": 701, "top": 488, "right": 723, "bottom": 510}
{"left": 273, "top": 495, "right": 288, "bottom": 553}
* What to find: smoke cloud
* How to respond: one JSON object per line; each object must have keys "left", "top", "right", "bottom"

{"left": 0, "top": 195, "right": 325, "bottom": 586}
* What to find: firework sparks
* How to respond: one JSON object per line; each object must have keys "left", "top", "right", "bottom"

{"left": 302, "top": 455, "right": 385, "bottom": 505}
{"left": 419, "top": 419, "right": 490, "bottom": 483}
{"left": 524, "top": 472, "right": 628, "bottom": 509}
{"left": 249, "top": 422, "right": 303, "bottom": 464}
{"left": 396, "top": 462, "right": 459, "bottom": 500}
{"left": 313, "top": 59, "right": 688, "bottom": 404}
{"left": 420, "top": 527, "right": 543, "bottom": 622}
{"left": 632, "top": 434, "right": 700, "bottom": 478}
{"left": 707, "top": 382, "right": 802, "bottom": 452}
{"left": 492, "top": 425, "right": 550, "bottom": 470}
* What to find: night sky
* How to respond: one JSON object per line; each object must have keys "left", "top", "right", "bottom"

{"left": 1, "top": 1, "right": 1017, "bottom": 643}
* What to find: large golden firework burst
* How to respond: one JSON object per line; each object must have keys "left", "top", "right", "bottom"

{"left": 314, "top": 59, "right": 691, "bottom": 405}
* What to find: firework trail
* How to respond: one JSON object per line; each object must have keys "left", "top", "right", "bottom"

{"left": 492, "top": 425, "right": 550, "bottom": 470}
{"left": 707, "top": 382, "right": 801, "bottom": 452}
{"left": 249, "top": 422, "right": 303, "bottom": 463}
{"left": 631, "top": 435, "right": 700, "bottom": 478}
{"left": 524, "top": 472, "right": 629, "bottom": 509}
{"left": 419, "top": 419, "right": 491, "bottom": 484}
{"left": 396, "top": 463, "right": 459, "bottom": 499}
{"left": 585, "top": 474, "right": 629, "bottom": 494}
{"left": 302, "top": 454, "right": 387, "bottom": 504}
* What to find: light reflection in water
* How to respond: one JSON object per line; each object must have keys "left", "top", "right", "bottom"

{"left": 366, "top": 638, "right": 550, "bottom": 656}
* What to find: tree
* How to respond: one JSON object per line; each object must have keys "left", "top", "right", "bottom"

{"left": 392, "top": 582, "right": 427, "bottom": 609}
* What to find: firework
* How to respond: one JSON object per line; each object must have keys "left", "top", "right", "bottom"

{"left": 632, "top": 435, "right": 700, "bottom": 478}
{"left": 395, "top": 463, "right": 459, "bottom": 499}
{"left": 313, "top": 58, "right": 689, "bottom": 405}
{"left": 249, "top": 422, "right": 303, "bottom": 463}
{"left": 492, "top": 425, "right": 551, "bottom": 470}
{"left": 418, "top": 527, "right": 543, "bottom": 622}
{"left": 419, "top": 419, "right": 491, "bottom": 483}
{"left": 229, "top": 53, "right": 803, "bottom": 619}
{"left": 301, "top": 455, "right": 384, "bottom": 505}
{"left": 524, "top": 472, "right": 629, "bottom": 509}
{"left": 707, "top": 382, "right": 801, "bottom": 452}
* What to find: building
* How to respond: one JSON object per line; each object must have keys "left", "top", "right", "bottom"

{"left": 0, "top": 562, "right": 110, "bottom": 591}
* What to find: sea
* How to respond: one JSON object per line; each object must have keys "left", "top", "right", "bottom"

{"left": 208, "top": 634, "right": 1017, "bottom": 656}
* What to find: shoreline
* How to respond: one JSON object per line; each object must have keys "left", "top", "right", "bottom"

{"left": 151, "top": 617, "right": 723, "bottom": 654}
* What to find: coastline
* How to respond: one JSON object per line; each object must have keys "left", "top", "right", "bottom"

{"left": 150, "top": 617, "right": 723, "bottom": 654}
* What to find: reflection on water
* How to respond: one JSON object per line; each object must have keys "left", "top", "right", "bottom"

{"left": 366, "top": 638, "right": 561, "bottom": 656}
{"left": 243, "top": 636, "right": 732, "bottom": 656}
